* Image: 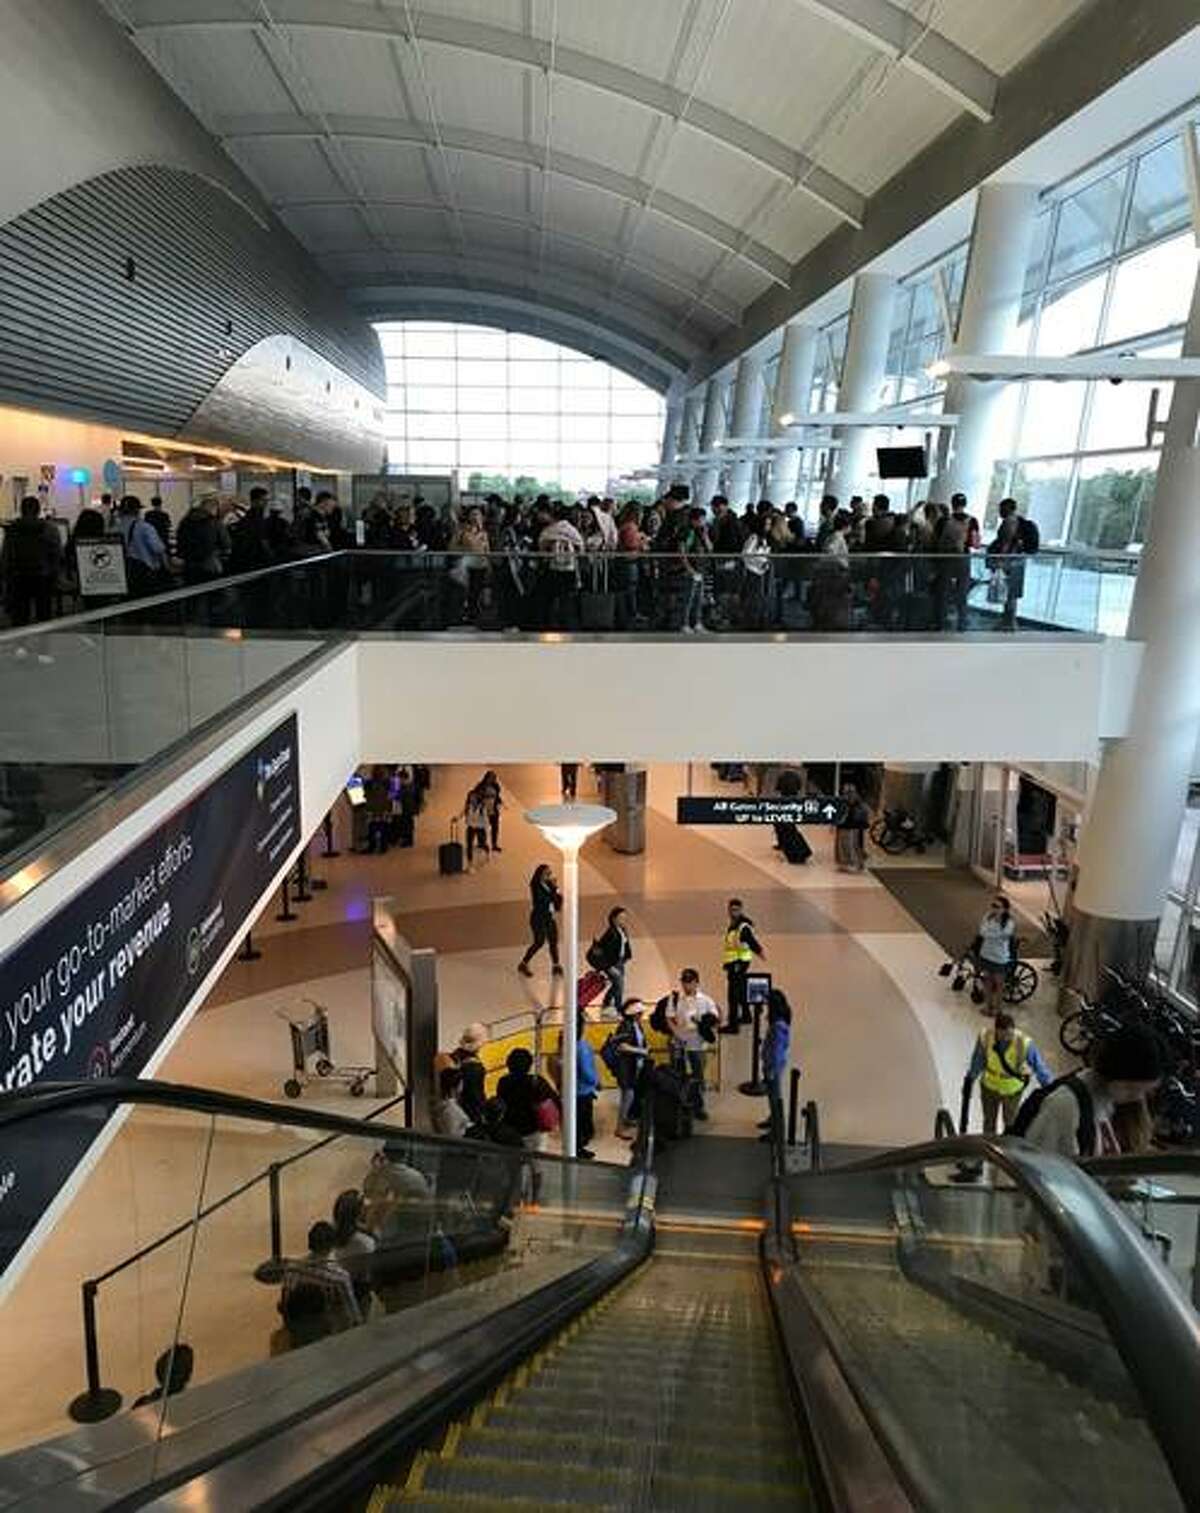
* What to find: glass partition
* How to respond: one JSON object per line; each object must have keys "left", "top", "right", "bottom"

{"left": 788, "top": 1153, "right": 1186, "bottom": 1512}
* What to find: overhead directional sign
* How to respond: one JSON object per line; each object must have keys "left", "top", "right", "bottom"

{"left": 677, "top": 796, "right": 847, "bottom": 826}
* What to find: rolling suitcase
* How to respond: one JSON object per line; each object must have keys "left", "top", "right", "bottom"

{"left": 439, "top": 818, "right": 464, "bottom": 877}
{"left": 577, "top": 968, "right": 609, "bottom": 1008}
{"left": 650, "top": 1065, "right": 693, "bottom": 1142}
{"left": 776, "top": 822, "right": 812, "bottom": 865}
{"left": 580, "top": 556, "right": 616, "bottom": 631}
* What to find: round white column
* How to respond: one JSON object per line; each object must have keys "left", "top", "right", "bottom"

{"left": 766, "top": 322, "right": 818, "bottom": 505}
{"left": 829, "top": 273, "right": 897, "bottom": 499}
{"left": 679, "top": 390, "right": 704, "bottom": 493}
{"left": 1065, "top": 265, "right": 1200, "bottom": 995}
{"left": 727, "top": 353, "right": 766, "bottom": 507}
{"left": 695, "top": 377, "right": 728, "bottom": 504}
{"left": 660, "top": 399, "right": 683, "bottom": 485}
{"left": 940, "top": 182, "right": 1041, "bottom": 509}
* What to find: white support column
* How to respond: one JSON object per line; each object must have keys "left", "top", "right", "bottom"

{"left": 680, "top": 390, "right": 704, "bottom": 491}
{"left": 766, "top": 322, "right": 818, "bottom": 504}
{"left": 660, "top": 398, "right": 684, "bottom": 483}
{"left": 695, "top": 377, "right": 728, "bottom": 504}
{"left": 1064, "top": 264, "right": 1200, "bottom": 997}
{"left": 829, "top": 272, "right": 897, "bottom": 498}
{"left": 939, "top": 182, "right": 1041, "bottom": 510}
{"left": 727, "top": 353, "right": 766, "bottom": 507}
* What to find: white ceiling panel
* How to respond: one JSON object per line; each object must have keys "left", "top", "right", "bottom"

{"left": 338, "top": 141, "right": 440, "bottom": 201}
{"left": 755, "top": 195, "right": 840, "bottom": 264}
{"left": 815, "top": 67, "right": 961, "bottom": 197}
{"left": 140, "top": 29, "right": 295, "bottom": 117}
{"left": 373, "top": 204, "right": 459, "bottom": 244}
{"left": 631, "top": 214, "right": 732, "bottom": 285}
{"left": 705, "top": 257, "right": 775, "bottom": 308}
{"left": 548, "top": 78, "right": 660, "bottom": 179}
{"left": 934, "top": 0, "right": 1089, "bottom": 75}
{"left": 655, "top": 130, "right": 781, "bottom": 233}
{"left": 225, "top": 137, "right": 346, "bottom": 201}
{"left": 544, "top": 179, "right": 630, "bottom": 245}
{"left": 447, "top": 153, "right": 535, "bottom": 217}
{"left": 282, "top": 26, "right": 408, "bottom": 119}
{"left": 554, "top": 0, "right": 725, "bottom": 85}
{"left": 420, "top": 46, "right": 527, "bottom": 139}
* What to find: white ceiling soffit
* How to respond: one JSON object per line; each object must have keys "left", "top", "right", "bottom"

{"left": 789, "top": 0, "right": 997, "bottom": 120}
{"left": 126, "top": 0, "right": 868, "bottom": 226}
{"left": 352, "top": 285, "right": 680, "bottom": 392}
{"left": 278, "top": 199, "right": 744, "bottom": 323}
{"left": 215, "top": 113, "right": 794, "bottom": 286}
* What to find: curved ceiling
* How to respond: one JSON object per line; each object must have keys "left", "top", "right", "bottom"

{"left": 102, "top": 0, "right": 1087, "bottom": 391}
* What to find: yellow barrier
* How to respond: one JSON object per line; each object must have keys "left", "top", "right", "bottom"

{"left": 477, "top": 1015, "right": 720, "bottom": 1095}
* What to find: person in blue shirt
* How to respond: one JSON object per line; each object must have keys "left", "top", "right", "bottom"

{"left": 964, "top": 1011, "right": 1053, "bottom": 1134}
{"left": 759, "top": 989, "right": 793, "bottom": 1143}
{"left": 576, "top": 1011, "right": 600, "bottom": 1160}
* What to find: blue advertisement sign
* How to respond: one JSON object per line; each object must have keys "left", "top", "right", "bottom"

{"left": 0, "top": 713, "right": 300, "bottom": 1279}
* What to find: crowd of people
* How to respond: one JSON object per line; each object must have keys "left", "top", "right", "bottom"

{"left": 1, "top": 478, "right": 1039, "bottom": 634}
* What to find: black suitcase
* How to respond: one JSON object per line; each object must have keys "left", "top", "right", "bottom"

{"left": 439, "top": 818, "right": 464, "bottom": 876}
{"left": 580, "top": 556, "right": 616, "bottom": 631}
{"left": 396, "top": 810, "right": 415, "bottom": 849}
{"left": 650, "top": 1065, "right": 693, "bottom": 1142}
{"left": 776, "top": 822, "right": 812, "bottom": 865}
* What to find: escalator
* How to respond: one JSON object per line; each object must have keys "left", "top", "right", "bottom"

{"left": 1, "top": 1081, "right": 1199, "bottom": 1512}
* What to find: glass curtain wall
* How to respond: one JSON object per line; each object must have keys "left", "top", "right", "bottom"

{"left": 375, "top": 322, "right": 665, "bottom": 497}
{"left": 992, "top": 121, "right": 1199, "bottom": 546}
{"left": 1155, "top": 792, "right": 1200, "bottom": 1010}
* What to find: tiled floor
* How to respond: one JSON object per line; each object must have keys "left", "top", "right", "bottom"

{"left": 0, "top": 761, "right": 1072, "bottom": 1457}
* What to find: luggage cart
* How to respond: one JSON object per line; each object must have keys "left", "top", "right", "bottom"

{"left": 280, "top": 1001, "right": 372, "bottom": 1099}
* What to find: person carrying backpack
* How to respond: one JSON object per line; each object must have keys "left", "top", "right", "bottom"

{"left": 990, "top": 498, "right": 1038, "bottom": 630}
{"left": 602, "top": 998, "right": 651, "bottom": 1138}
{"left": 1012, "top": 1023, "right": 1163, "bottom": 1159}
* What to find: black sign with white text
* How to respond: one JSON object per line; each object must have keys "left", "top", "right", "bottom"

{"left": 0, "top": 713, "right": 300, "bottom": 1281}
{"left": 677, "top": 795, "right": 847, "bottom": 826}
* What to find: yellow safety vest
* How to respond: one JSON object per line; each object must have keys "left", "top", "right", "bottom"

{"left": 722, "top": 923, "right": 753, "bottom": 966}
{"left": 981, "top": 1029, "right": 1030, "bottom": 1098}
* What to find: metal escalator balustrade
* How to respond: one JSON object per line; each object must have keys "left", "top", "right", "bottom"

{"left": 774, "top": 1131, "right": 1200, "bottom": 1512}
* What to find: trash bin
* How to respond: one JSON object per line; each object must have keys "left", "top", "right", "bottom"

{"left": 601, "top": 768, "right": 646, "bottom": 854}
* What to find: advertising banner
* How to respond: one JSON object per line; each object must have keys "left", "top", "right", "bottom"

{"left": 0, "top": 713, "right": 301, "bottom": 1280}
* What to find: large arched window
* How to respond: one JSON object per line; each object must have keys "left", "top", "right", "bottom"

{"left": 375, "top": 321, "right": 665, "bottom": 495}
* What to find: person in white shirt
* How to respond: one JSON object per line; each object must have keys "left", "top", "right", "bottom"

{"left": 586, "top": 495, "right": 618, "bottom": 551}
{"left": 666, "top": 968, "right": 718, "bottom": 1119}
{"left": 975, "top": 894, "right": 1017, "bottom": 1015}
{"left": 1019, "top": 1025, "right": 1163, "bottom": 1160}
{"left": 537, "top": 507, "right": 585, "bottom": 628}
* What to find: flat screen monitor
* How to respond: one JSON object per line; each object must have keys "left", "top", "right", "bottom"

{"left": 877, "top": 445, "right": 928, "bottom": 479}
{"left": 345, "top": 774, "right": 365, "bottom": 807}
{"left": 745, "top": 972, "right": 772, "bottom": 1007}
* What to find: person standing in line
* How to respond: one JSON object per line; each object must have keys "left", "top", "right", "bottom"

{"left": 592, "top": 904, "right": 633, "bottom": 1012}
{"left": 117, "top": 495, "right": 170, "bottom": 596}
{"left": 718, "top": 898, "right": 766, "bottom": 1036}
{"left": 963, "top": 1011, "right": 1053, "bottom": 1135}
{"left": 975, "top": 894, "right": 1017, "bottom": 1016}
{"left": 479, "top": 769, "right": 504, "bottom": 851}
{"left": 758, "top": 989, "right": 793, "bottom": 1142}
{"left": 560, "top": 762, "right": 579, "bottom": 802}
{"left": 1, "top": 495, "right": 62, "bottom": 626}
{"left": 176, "top": 493, "right": 230, "bottom": 586}
{"left": 450, "top": 1023, "right": 489, "bottom": 1125}
{"left": 517, "top": 863, "right": 563, "bottom": 977}
{"left": 667, "top": 968, "right": 718, "bottom": 1120}
{"left": 611, "top": 998, "right": 650, "bottom": 1138}
{"left": 144, "top": 496, "right": 173, "bottom": 552}
{"left": 834, "top": 783, "right": 869, "bottom": 873}
{"left": 576, "top": 1011, "right": 599, "bottom": 1160}
{"left": 463, "top": 783, "right": 490, "bottom": 869}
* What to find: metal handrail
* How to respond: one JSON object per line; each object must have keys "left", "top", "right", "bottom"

{"left": 933, "top": 1107, "right": 958, "bottom": 1139}
{"left": 780, "top": 1133, "right": 1200, "bottom": 1509}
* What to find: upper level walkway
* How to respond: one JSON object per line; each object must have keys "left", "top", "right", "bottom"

{"left": 0, "top": 546, "right": 1139, "bottom": 890}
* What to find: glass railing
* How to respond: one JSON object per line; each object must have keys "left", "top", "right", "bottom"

{"left": 0, "top": 1079, "right": 642, "bottom": 1497}
{"left": 774, "top": 1136, "right": 1200, "bottom": 1512}
{"left": 0, "top": 544, "right": 1134, "bottom": 881}
{"left": 1085, "top": 1153, "right": 1200, "bottom": 1312}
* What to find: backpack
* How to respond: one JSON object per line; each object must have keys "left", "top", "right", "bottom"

{"left": 649, "top": 992, "right": 675, "bottom": 1036}
{"left": 599, "top": 1032, "right": 623, "bottom": 1076}
{"left": 1017, "top": 517, "right": 1040, "bottom": 555}
{"left": 1010, "top": 1074, "right": 1095, "bottom": 1156}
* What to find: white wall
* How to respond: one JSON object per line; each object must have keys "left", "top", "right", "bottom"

{"left": 357, "top": 638, "right": 1133, "bottom": 763}
{"left": 0, "top": 405, "right": 124, "bottom": 522}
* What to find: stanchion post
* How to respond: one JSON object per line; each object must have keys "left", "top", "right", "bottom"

{"left": 322, "top": 812, "right": 340, "bottom": 858}
{"left": 67, "top": 1281, "right": 121, "bottom": 1422}
{"left": 738, "top": 999, "right": 768, "bottom": 1096}
{"left": 254, "top": 1162, "right": 287, "bottom": 1284}
{"left": 787, "top": 1067, "right": 801, "bottom": 1147}
{"left": 276, "top": 875, "right": 297, "bottom": 922}
{"left": 238, "top": 930, "right": 262, "bottom": 962}
{"left": 293, "top": 851, "right": 313, "bottom": 904}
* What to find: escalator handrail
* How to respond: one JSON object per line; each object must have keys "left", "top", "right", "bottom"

{"left": 1083, "top": 1150, "right": 1200, "bottom": 1179}
{"left": 784, "top": 1132, "right": 1200, "bottom": 1510}
{"left": 0, "top": 1077, "right": 629, "bottom": 1171}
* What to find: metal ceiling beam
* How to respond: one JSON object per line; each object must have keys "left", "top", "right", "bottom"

{"left": 275, "top": 197, "right": 743, "bottom": 322}
{"left": 348, "top": 284, "right": 683, "bottom": 388}
{"left": 125, "top": 0, "right": 866, "bottom": 225}
{"left": 789, "top": 0, "right": 998, "bottom": 120}
{"left": 334, "top": 257, "right": 701, "bottom": 370}
{"left": 355, "top": 288, "right": 674, "bottom": 393}
{"left": 217, "top": 113, "right": 792, "bottom": 285}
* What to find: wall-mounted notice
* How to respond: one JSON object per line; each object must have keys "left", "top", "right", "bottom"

{"left": 0, "top": 713, "right": 301, "bottom": 1280}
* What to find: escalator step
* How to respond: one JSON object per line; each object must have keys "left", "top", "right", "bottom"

{"left": 421, "top": 1453, "right": 804, "bottom": 1506}
{"left": 482, "top": 1404, "right": 798, "bottom": 1448}
{"left": 457, "top": 1426, "right": 805, "bottom": 1479}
